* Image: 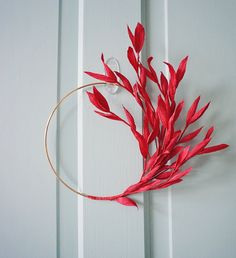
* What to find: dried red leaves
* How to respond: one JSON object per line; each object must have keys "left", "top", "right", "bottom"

{"left": 85, "top": 23, "right": 229, "bottom": 207}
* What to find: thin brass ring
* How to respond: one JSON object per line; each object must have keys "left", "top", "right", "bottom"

{"left": 44, "top": 82, "right": 124, "bottom": 200}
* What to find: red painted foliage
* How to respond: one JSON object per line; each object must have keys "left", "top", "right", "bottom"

{"left": 85, "top": 23, "right": 229, "bottom": 207}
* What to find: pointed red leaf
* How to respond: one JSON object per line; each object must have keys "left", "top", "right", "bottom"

{"left": 143, "top": 113, "right": 150, "bottom": 141}
{"left": 176, "top": 146, "right": 190, "bottom": 167}
{"left": 101, "top": 53, "right": 117, "bottom": 81}
{"left": 133, "top": 130, "right": 148, "bottom": 158}
{"left": 94, "top": 111, "right": 123, "bottom": 121}
{"left": 168, "top": 146, "right": 184, "bottom": 160}
{"left": 160, "top": 72, "right": 168, "bottom": 97}
{"left": 123, "top": 106, "right": 136, "bottom": 129}
{"left": 148, "top": 119, "right": 160, "bottom": 144}
{"left": 179, "top": 127, "right": 203, "bottom": 143}
{"left": 176, "top": 56, "right": 188, "bottom": 87}
{"left": 134, "top": 22, "right": 145, "bottom": 53}
{"left": 87, "top": 91, "right": 103, "bottom": 111}
{"left": 157, "top": 172, "right": 172, "bottom": 180}
{"left": 146, "top": 57, "right": 159, "bottom": 84}
{"left": 116, "top": 197, "right": 138, "bottom": 208}
{"left": 127, "top": 25, "right": 135, "bottom": 49}
{"left": 173, "top": 100, "right": 184, "bottom": 122}
{"left": 171, "top": 167, "right": 192, "bottom": 181}
{"left": 199, "top": 144, "right": 229, "bottom": 154}
{"left": 155, "top": 179, "right": 183, "bottom": 189}
{"left": 157, "top": 95, "right": 168, "bottom": 128}
{"left": 164, "top": 62, "right": 177, "bottom": 101}
{"left": 93, "top": 87, "right": 110, "bottom": 112}
{"left": 205, "top": 126, "right": 214, "bottom": 139}
{"left": 187, "top": 138, "right": 211, "bottom": 159}
{"left": 85, "top": 71, "right": 115, "bottom": 83}
{"left": 134, "top": 179, "right": 163, "bottom": 193}
{"left": 115, "top": 71, "right": 133, "bottom": 93}
{"left": 140, "top": 65, "right": 147, "bottom": 88}
{"left": 127, "top": 47, "right": 138, "bottom": 72}
{"left": 166, "top": 131, "right": 181, "bottom": 150}
{"left": 190, "top": 102, "right": 210, "bottom": 124}
{"left": 186, "top": 96, "right": 201, "bottom": 125}
{"left": 133, "top": 83, "right": 143, "bottom": 108}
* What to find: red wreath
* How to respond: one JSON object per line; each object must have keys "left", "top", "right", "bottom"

{"left": 85, "top": 23, "right": 228, "bottom": 207}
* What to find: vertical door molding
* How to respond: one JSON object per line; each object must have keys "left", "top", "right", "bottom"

{"left": 77, "top": 1, "right": 145, "bottom": 257}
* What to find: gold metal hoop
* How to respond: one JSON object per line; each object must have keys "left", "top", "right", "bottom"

{"left": 44, "top": 82, "right": 124, "bottom": 200}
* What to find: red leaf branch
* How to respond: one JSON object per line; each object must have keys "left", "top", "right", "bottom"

{"left": 85, "top": 23, "right": 229, "bottom": 207}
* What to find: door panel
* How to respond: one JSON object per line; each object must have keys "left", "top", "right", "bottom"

{"left": 0, "top": 0, "right": 58, "bottom": 257}
{"left": 169, "top": 1, "right": 236, "bottom": 257}
{"left": 146, "top": 0, "right": 236, "bottom": 257}
{"left": 77, "top": 1, "right": 145, "bottom": 257}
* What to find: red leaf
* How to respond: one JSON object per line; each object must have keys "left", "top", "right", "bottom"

{"left": 205, "top": 126, "right": 214, "bottom": 139}
{"left": 157, "top": 172, "right": 172, "bottom": 179}
{"left": 186, "top": 96, "right": 201, "bottom": 125}
{"left": 199, "top": 144, "right": 229, "bottom": 154}
{"left": 148, "top": 119, "right": 160, "bottom": 144}
{"left": 171, "top": 167, "right": 192, "bottom": 181}
{"left": 164, "top": 62, "right": 177, "bottom": 101}
{"left": 168, "top": 146, "right": 184, "bottom": 160}
{"left": 176, "top": 146, "right": 190, "bottom": 167}
{"left": 190, "top": 102, "right": 210, "bottom": 124}
{"left": 157, "top": 95, "right": 168, "bottom": 128}
{"left": 123, "top": 106, "right": 136, "bottom": 129}
{"left": 127, "top": 47, "right": 138, "bottom": 72}
{"left": 166, "top": 131, "right": 181, "bottom": 150}
{"left": 173, "top": 100, "right": 184, "bottom": 122}
{"left": 134, "top": 179, "right": 162, "bottom": 193}
{"left": 127, "top": 25, "right": 135, "bottom": 49}
{"left": 87, "top": 90, "right": 110, "bottom": 112}
{"left": 133, "top": 130, "right": 148, "bottom": 158}
{"left": 179, "top": 127, "right": 203, "bottom": 143}
{"left": 115, "top": 71, "right": 133, "bottom": 93}
{"left": 187, "top": 138, "right": 211, "bottom": 159}
{"left": 93, "top": 87, "right": 110, "bottom": 112}
{"left": 87, "top": 91, "right": 103, "bottom": 111}
{"left": 123, "top": 106, "right": 148, "bottom": 158}
{"left": 85, "top": 71, "right": 116, "bottom": 83}
{"left": 160, "top": 72, "right": 168, "bottom": 97}
{"left": 146, "top": 57, "right": 159, "bottom": 84}
{"left": 133, "top": 83, "right": 143, "bottom": 108}
{"left": 116, "top": 197, "right": 138, "bottom": 208}
{"left": 143, "top": 113, "right": 150, "bottom": 141}
{"left": 95, "top": 111, "right": 123, "bottom": 121}
{"left": 101, "top": 53, "right": 117, "bottom": 82}
{"left": 138, "top": 84, "right": 153, "bottom": 113}
{"left": 163, "top": 117, "right": 174, "bottom": 147}
{"left": 140, "top": 65, "right": 147, "bottom": 88}
{"left": 154, "top": 179, "right": 183, "bottom": 189}
{"left": 176, "top": 56, "right": 188, "bottom": 87}
{"left": 134, "top": 22, "right": 145, "bottom": 53}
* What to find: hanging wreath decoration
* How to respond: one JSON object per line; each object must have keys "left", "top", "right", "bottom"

{"left": 44, "top": 23, "right": 228, "bottom": 207}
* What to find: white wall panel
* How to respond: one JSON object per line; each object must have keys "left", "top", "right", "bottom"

{"left": 0, "top": 0, "right": 58, "bottom": 257}
{"left": 78, "top": 1, "right": 145, "bottom": 257}
{"left": 146, "top": 0, "right": 236, "bottom": 257}
{"left": 57, "top": 0, "right": 78, "bottom": 257}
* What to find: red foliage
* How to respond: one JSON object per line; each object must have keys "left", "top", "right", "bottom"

{"left": 85, "top": 23, "right": 229, "bottom": 207}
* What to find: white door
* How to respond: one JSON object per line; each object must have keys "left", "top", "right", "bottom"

{"left": 1, "top": 1, "right": 235, "bottom": 258}
{"left": 77, "top": 0, "right": 236, "bottom": 258}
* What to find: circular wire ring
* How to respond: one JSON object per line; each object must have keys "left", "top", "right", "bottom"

{"left": 44, "top": 82, "right": 124, "bottom": 201}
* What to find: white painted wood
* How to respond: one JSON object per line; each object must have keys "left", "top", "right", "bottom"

{"left": 144, "top": 1, "right": 173, "bottom": 257}
{"left": 57, "top": 0, "right": 78, "bottom": 257}
{"left": 146, "top": 0, "right": 236, "bottom": 257}
{"left": 168, "top": 1, "right": 236, "bottom": 257}
{"left": 0, "top": 0, "right": 58, "bottom": 257}
{"left": 77, "top": 0, "right": 145, "bottom": 257}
